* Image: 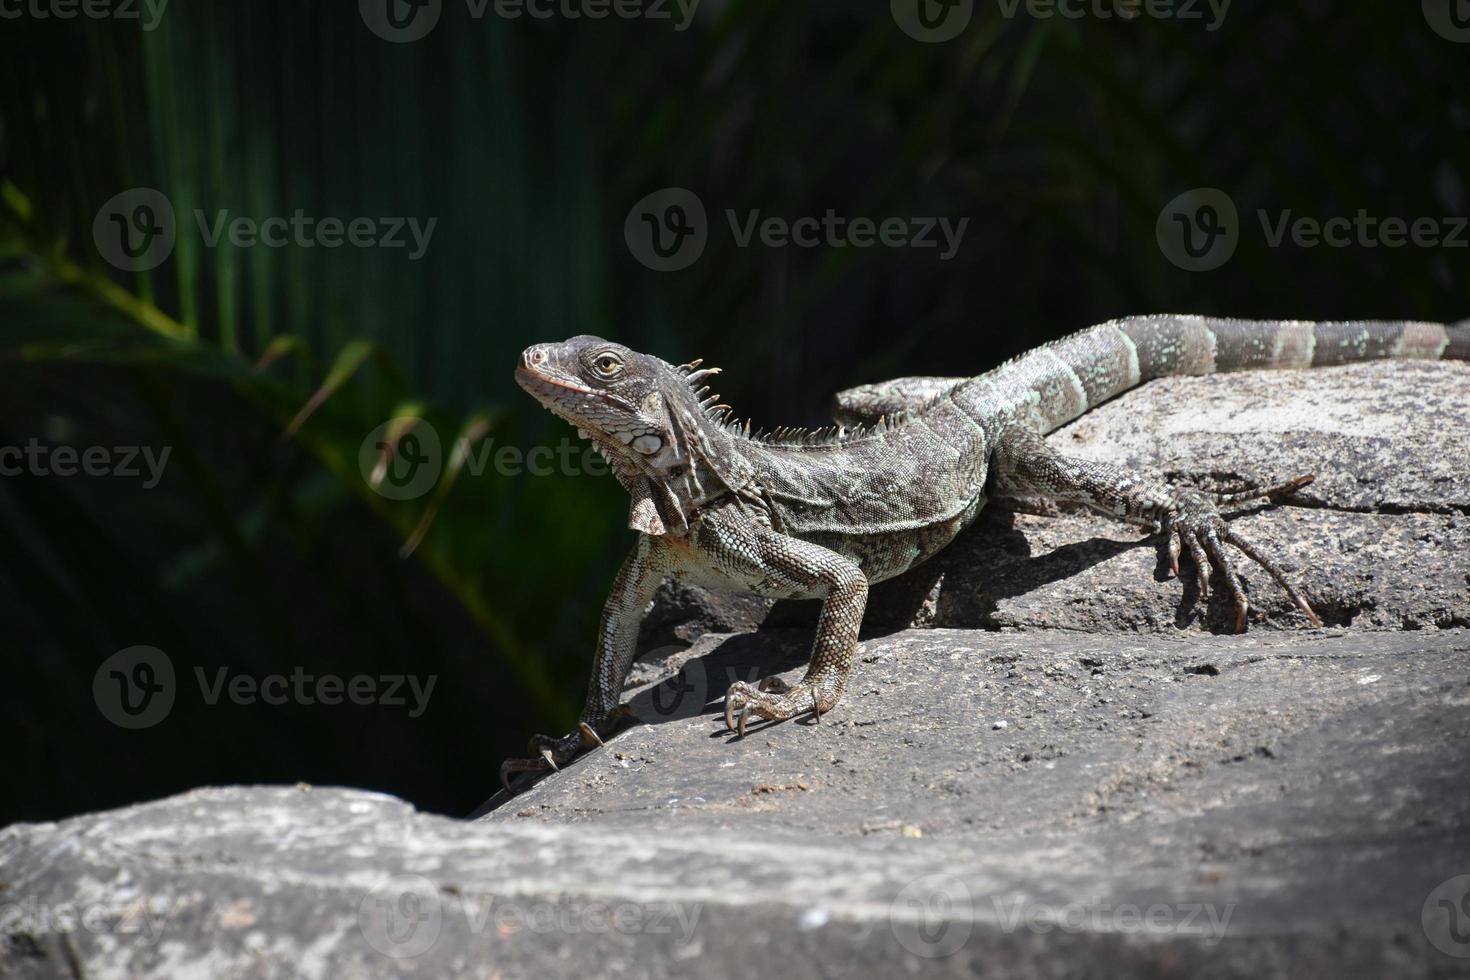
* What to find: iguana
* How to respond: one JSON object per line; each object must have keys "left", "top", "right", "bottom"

{"left": 501, "top": 315, "right": 1469, "bottom": 789}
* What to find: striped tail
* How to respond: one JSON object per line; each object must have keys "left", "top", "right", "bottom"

{"left": 941, "top": 315, "right": 1470, "bottom": 435}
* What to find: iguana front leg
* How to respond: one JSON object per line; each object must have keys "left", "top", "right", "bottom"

{"left": 500, "top": 535, "right": 672, "bottom": 790}
{"left": 692, "top": 505, "right": 869, "bottom": 736}
{"left": 992, "top": 427, "right": 1320, "bottom": 630}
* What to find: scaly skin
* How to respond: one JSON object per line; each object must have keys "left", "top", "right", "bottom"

{"left": 501, "top": 316, "right": 1470, "bottom": 790}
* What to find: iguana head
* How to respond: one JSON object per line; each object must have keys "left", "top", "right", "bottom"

{"left": 516, "top": 335, "right": 746, "bottom": 535}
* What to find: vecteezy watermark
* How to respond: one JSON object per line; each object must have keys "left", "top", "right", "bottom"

{"left": 890, "top": 874, "right": 974, "bottom": 958}
{"left": 361, "top": 418, "right": 445, "bottom": 501}
{"left": 359, "top": 0, "right": 697, "bottom": 43}
{"left": 359, "top": 417, "right": 611, "bottom": 500}
{"left": 888, "top": 876, "right": 1238, "bottom": 958}
{"left": 0, "top": 895, "right": 178, "bottom": 946}
{"left": 625, "top": 649, "right": 711, "bottom": 725}
{"left": 0, "top": 438, "right": 171, "bottom": 488}
{"left": 0, "top": 0, "right": 169, "bottom": 30}
{"left": 1424, "top": 0, "right": 1470, "bottom": 43}
{"left": 1157, "top": 186, "right": 1470, "bottom": 272}
{"left": 93, "top": 646, "right": 437, "bottom": 728}
{"left": 194, "top": 211, "right": 437, "bottom": 261}
{"left": 360, "top": 875, "right": 442, "bottom": 959}
{"left": 624, "top": 187, "right": 969, "bottom": 272}
{"left": 94, "top": 187, "right": 176, "bottom": 272}
{"left": 990, "top": 895, "right": 1235, "bottom": 946}
{"left": 994, "top": 0, "right": 1230, "bottom": 30}
{"left": 93, "top": 188, "right": 438, "bottom": 272}
{"left": 93, "top": 646, "right": 176, "bottom": 730}
{"left": 1257, "top": 209, "right": 1470, "bottom": 251}
{"left": 360, "top": 0, "right": 444, "bottom": 42}
{"left": 1156, "top": 187, "right": 1240, "bottom": 272}
{"left": 1423, "top": 874, "right": 1470, "bottom": 958}
{"left": 357, "top": 874, "right": 704, "bottom": 960}
{"left": 891, "top": 0, "right": 974, "bottom": 43}
{"left": 623, "top": 188, "right": 708, "bottom": 272}
{"left": 195, "top": 666, "right": 436, "bottom": 718}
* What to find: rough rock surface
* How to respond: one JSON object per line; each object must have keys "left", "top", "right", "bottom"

{"left": 3, "top": 361, "right": 1468, "bottom": 979}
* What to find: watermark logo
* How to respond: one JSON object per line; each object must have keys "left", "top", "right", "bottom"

{"left": 476, "top": 0, "right": 698, "bottom": 28}
{"left": 0, "top": 438, "right": 171, "bottom": 488}
{"left": 93, "top": 190, "right": 438, "bottom": 272}
{"left": 625, "top": 187, "right": 969, "bottom": 271}
{"left": 360, "top": 0, "right": 443, "bottom": 42}
{"left": 193, "top": 210, "right": 438, "bottom": 261}
{"left": 1156, "top": 187, "right": 1239, "bottom": 271}
{"left": 93, "top": 187, "right": 176, "bottom": 272}
{"left": 1423, "top": 874, "right": 1470, "bottom": 958}
{"left": 1258, "top": 209, "right": 1469, "bottom": 250}
{"left": 1424, "top": 0, "right": 1470, "bottom": 42}
{"left": 93, "top": 647, "right": 438, "bottom": 727}
{"left": 628, "top": 651, "right": 709, "bottom": 725}
{"left": 356, "top": 875, "right": 704, "bottom": 961}
{"left": 361, "top": 418, "right": 444, "bottom": 501}
{"left": 359, "top": 874, "right": 443, "bottom": 959}
{"left": 993, "top": 0, "right": 1230, "bottom": 31}
{"left": 624, "top": 187, "right": 708, "bottom": 272}
{"left": 0, "top": 895, "right": 177, "bottom": 945}
{"left": 890, "top": 874, "right": 974, "bottom": 958}
{"left": 991, "top": 895, "right": 1234, "bottom": 944}
{"left": 360, "top": 0, "right": 697, "bottom": 41}
{"left": 360, "top": 418, "right": 615, "bottom": 499}
{"left": 194, "top": 666, "right": 437, "bottom": 717}
{"left": 93, "top": 645, "right": 176, "bottom": 730}
{"left": 891, "top": 0, "right": 973, "bottom": 42}
{"left": 1158, "top": 186, "right": 1470, "bottom": 271}
{"left": 0, "top": 0, "right": 170, "bottom": 30}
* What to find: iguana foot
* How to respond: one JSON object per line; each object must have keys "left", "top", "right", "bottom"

{"left": 1163, "top": 477, "right": 1321, "bottom": 631}
{"left": 498, "top": 721, "right": 608, "bottom": 794}
{"left": 723, "top": 676, "right": 827, "bottom": 737}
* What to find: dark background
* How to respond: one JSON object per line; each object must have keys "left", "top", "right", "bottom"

{"left": 0, "top": 0, "right": 1464, "bottom": 824}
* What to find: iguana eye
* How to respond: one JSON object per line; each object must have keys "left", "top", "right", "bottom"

{"left": 593, "top": 353, "right": 624, "bottom": 378}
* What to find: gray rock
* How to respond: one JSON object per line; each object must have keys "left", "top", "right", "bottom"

{"left": 4, "top": 628, "right": 1467, "bottom": 977}
{"left": 4, "top": 361, "right": 1468, "bottom": 979}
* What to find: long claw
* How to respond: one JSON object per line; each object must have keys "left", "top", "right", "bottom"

{"left": 725, "top": 697, "right": 738, "bottom": 733}
{"left": 1294, "top": 595, "right": 1322, "bottom": 627}
{"left": 500, "top": 756, "right": 551, "bottom": 794}
{"left": 1201, "top": 528, "right": 1249, "bottom": 632}
{"left": 539, "top": 748, "right": 560, "bottom": 771}
{"left": 811, "top": 687, "right": 822, "bottom": 723}
{"left": 1168, "top": 530, "right": 1182, "bottom": 577}
{"left": 1223, "top": 528, "right": 1322, "bottom": 627}
{"left": 1183, "top": 532, "right": 1210, "bottom": 597}
{"left": 1214, "top": 473, "right": 1315, "bottom": 507}
{"left": 578, "top": 722, "right": 605, "bottom": 748}
{"left": 736, "top": 705, "right": 751, "bottom": 739}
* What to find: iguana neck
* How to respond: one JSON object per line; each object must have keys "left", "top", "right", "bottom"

{"left": 618, "top": 387, "right": 759, "bottom": 537}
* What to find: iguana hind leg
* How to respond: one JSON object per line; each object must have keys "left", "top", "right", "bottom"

{"left": 993, "top": 427, "right": 1320, "bottom": 631}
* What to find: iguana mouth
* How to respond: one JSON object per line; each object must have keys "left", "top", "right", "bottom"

{"left": 515, "top": 361, "right": 640, "bottom": 417}
{"left": 514, "top": 364, "right": 594, "bottom": 397}
{"left": 514, "top": 363, "right": 647, "bottom": 463}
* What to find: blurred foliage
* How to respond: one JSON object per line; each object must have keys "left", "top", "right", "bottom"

{"left": 0, "top": 0, "right": 1464, "bottom": 820}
